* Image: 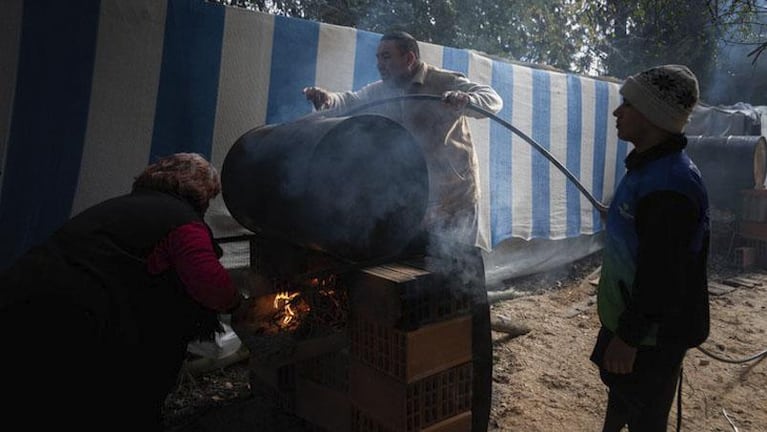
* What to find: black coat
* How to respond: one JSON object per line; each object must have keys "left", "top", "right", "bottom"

{"left": 0, "top": 189, "right": 222, "bottom": 431}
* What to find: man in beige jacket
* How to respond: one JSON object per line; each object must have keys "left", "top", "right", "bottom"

{"left": 304, "top": 31, "right": 502, "bottom": 251}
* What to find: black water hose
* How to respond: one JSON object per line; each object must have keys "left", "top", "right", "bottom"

{"left": 330, "top": 93, "right": 610, "bottom": 213}
{"left": 696, "top": 345, "right": 767, "bottom": 364}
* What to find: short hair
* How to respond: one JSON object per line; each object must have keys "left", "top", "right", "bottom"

{"left": 133, "top": 152, "right": 221, "bottom": 213}
{"left": 381, "top": 31, "right": 420, "bottom": 60}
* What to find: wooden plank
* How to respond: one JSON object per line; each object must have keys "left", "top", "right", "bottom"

{"left": 729, "top": 276, "right": 763, "bottom": 287}
{"left": 708, "top": 281, "right": 737, "bottom": 296}
{"left": 720, "top": 279, "right": 742, "bottom": 288}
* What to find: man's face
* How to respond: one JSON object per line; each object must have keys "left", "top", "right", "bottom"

{"left": 613, "top": 99, "right": 655, "bottom": 146}
{"left": 376, "top": 40, "right": 413, "bottom": 84}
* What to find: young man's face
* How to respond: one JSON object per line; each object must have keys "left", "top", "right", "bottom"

{"left": 613, "top": 99, "right": 655, "bottom": 147}
{"left": 376, "top": 40, "right": 414, "bottom": 84}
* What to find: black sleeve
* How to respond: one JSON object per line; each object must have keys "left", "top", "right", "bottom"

{"left": 615, "top": 190, "right": 699, "bottom": 346}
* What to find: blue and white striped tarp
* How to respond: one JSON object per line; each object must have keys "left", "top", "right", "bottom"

{"left": 0, "top": 0, "right": 628, "bottom": 269}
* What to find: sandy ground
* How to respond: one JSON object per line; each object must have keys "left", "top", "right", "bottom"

{"left": 488, "top": 256, "right": 767, "bottom": 432}
{"left": 163, "top": 252, "right": 767, "bottom": 432}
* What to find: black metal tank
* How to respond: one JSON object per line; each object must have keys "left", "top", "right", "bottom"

{"left": 221, "top": 114, "right": 429, "bottom": 262}
{"left": 686, "top": 135, "right": 767, "bottom": 211}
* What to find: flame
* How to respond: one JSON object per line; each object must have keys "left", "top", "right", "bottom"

{"left": 273, "top": 291, "right": 301, "bottom": 326}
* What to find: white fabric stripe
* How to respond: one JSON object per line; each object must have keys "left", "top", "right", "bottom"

{"left": 467, "top": 51, "right": 494, "bottom": 251}
{"left": 548, "top": 71, "right": 569, "bottom": 239}
{"left": 578, "top": 77, "right": 597, "bottom": 233}
{"left": 209, "top": 9, "right": 276, "bottom": 239}
{"left": 315, "top": 23, "right": 356, "bottom": 91}
{"left": 212, "top": 9, "right": 274, "bottom": 168}
{"left": 510, "top": 64, "right": 534, "bottom": 238}
{"left": 602, "top": 82, "right": 621, "bottom": 200}
{"left": 72, "top": 0, "right": 167, "bottom": 215}
{"left": 419, "top": 41, "right": 444, "bottom": 68}
{"left": 0, "top": 0, "right": 23, "bottom": 201}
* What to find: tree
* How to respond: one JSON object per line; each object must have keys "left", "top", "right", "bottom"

{"left": 209, "top": 0, "right": 767, "bottom": 104}
{"left": 584, "top": 0, "right": 767, "bottom": 104}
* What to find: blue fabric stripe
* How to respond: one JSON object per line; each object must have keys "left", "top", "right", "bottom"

{"left": 592, "top": 80, "right": 609, "bottom": 228}
{"left": 613, "top": 138, "right": 628, "bottom": 194}
{"left": 531, "top": 70, "right": 551, "bottom": 238}
{"left": 442, "top": 46, "right": 469, "bottom": 75}
{"left": 265, "top": 16, "right": 320, "bottom": 123}
{"left": 566, "top": 75, "right": 583, "bottom": 237}
{"left": 150, "top": 0, "right": 224, "bottom": 162}
{"left": 490, "top": 61, "right": 514, "bottom": 246}
{"left": 0, "top": 0, "right": 101, "bottom": 270}
{"left": 353, "top": 29, "right": 380, "bottom": 91}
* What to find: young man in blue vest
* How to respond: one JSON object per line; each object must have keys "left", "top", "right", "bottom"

{"left": 591, "top": 64, "right": 711, "bottom": 432}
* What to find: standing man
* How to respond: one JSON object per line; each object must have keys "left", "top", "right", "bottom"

{"left": 304, "top": 30, "right": 502, "bottom": 252}
{"left": 591, "top": 65, "right": 710, "bottom": 432}
{"left": 304, "top": 31, "right": 502, "bottom": 432}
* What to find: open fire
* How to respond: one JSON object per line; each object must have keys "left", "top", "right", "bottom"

{"left": 272, "top": 291, "right": 305, "bottom": 328}
{"left": 228, "top": 235, "right": 483, "bottom": 432}
{"left": 237, "top": 273, "right": 347, "bottom": 338}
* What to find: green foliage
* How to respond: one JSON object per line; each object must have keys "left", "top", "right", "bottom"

{"left": 208, "top": 0, "right": 767, "bottom": 104}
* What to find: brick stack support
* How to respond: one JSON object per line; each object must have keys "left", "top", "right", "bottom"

{"left": 346, "top": 261, "right": 475, "bottom": 432}
{"left": 738, "top": 189, "right": 767, "bottom": 268}
{"left": 241, "top": 237, "right": 478, "bottom": 432}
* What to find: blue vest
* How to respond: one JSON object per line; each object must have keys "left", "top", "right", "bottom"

{"left": 598, "top": 149, "right": 709, "bottom": 345}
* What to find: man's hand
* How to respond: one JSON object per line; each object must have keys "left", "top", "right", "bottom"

{"left": 303, "top": 86, "right": 330, "bottom": 110}
{"left": 442, "top": 90, "right": 471, "bottom": 111}
{"left": 603, "top": 335, "right": 638, "bottom": 374}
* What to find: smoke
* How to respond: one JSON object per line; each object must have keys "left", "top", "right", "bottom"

{"left": 303, "top": 115, "right": 429, "bottom": 260}
{"left": 222, "top": 113, "right": 430, "bottom": 262}
{"left": 703, "top": 18, "right": 767, "bottom": 106}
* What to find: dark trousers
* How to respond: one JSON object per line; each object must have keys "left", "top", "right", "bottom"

{"left": 591, "top": 327, "right": 686, "bottom": 432}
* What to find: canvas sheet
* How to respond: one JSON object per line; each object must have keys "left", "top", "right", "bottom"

{"left": 0, "top": 0, "right": 628, "bottom": 269}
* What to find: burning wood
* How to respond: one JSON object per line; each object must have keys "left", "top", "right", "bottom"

{"left": 236, "top": 274, "right": 348, "bottom": 338}
{"left": 272, "top": 291, "right": 309, "bottom": 329}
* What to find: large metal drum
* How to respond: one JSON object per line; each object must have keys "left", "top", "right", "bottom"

{"left": 221, "top": 114, "right": 429, "bottom": 261}
{"left": 686, "top": 135, "right": 767, "bottom": 211}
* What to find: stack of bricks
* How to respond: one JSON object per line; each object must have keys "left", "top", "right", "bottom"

{"left": 346, "top": 260, "right": 475, "bottom": 432}
{"left": 737, "top": 189, "right": 767, "bottom": 268}
{"left": 241, "top": 237, "right": 477, "bottom": 432}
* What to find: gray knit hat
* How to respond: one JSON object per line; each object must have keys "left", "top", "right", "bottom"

{"left": 619, "top": 64, "right": 699, "bottom": 134}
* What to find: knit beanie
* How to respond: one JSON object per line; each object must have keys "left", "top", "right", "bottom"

{"left": 619, "top": 64, "right": 699, "bottom": 134}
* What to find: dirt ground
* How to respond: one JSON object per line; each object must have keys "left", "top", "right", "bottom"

{"left": 163, "top": 250, "right": 767, "bottom": 432}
